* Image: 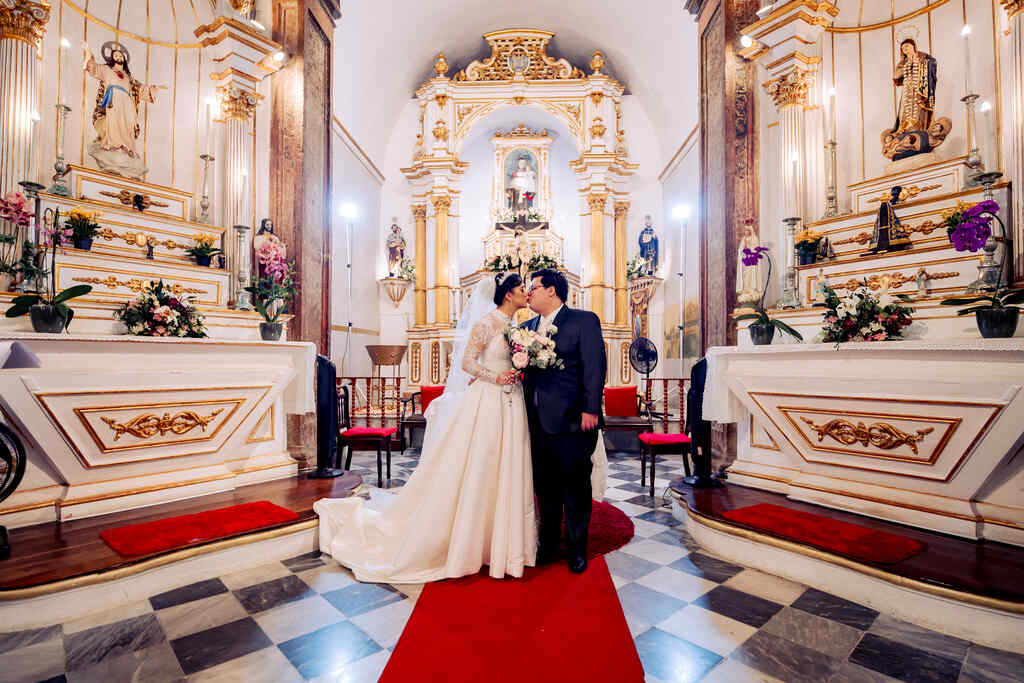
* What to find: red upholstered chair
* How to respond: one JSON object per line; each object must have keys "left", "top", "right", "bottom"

{"left": 602, "top": 386, "right": 651, "bottom": 435}
{"left": 398, "top": 385, "right": 444, "bottom": 453}
{"left": 337, "top": 384, "right": 397, "bottom": 487}
{"left": 638, "top": 432, "right": 692, "bottom": 498}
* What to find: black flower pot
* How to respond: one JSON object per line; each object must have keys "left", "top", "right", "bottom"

{"left": 29, "top": 305, "right": 66, "bottom": 334}
{"left": 975, "top": 308, "right": 1020, "bottom": 338}
{"left": 73, "top": 237, "right": 93, "bottom": 251}
{"left": 749, "top": 322, "right": 775, "bottom": 346}
{"left": 797, "top": 249, "right": 816, "bottom": 266}
{"left": 260, "top": 322, "right": 283, "bottom": 341}
{"left": 195, "top": 254, "right": 212, "bottom": 267}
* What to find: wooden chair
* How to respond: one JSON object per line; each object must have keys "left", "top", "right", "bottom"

{"left": 337, "top": 384, "right": 397, "bottom": 488}
{"left": 636, "top": 391, "right": 692, "bottom": 497}
{"left": 602, "top": 385, "right": 652, "bottom": 437}
{"left": 397, "top": 385, "right": 444, "bottom": 453}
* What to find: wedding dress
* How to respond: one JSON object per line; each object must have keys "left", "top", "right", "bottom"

{"left": 315, "top": 309, "right": 538, "bottom": 582}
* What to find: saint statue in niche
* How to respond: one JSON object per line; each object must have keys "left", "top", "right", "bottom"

{"left": 386, "top": 219, "right": 406, "bottom": 275}
{"left": 881, "top": 36, "right": 952, "bottom": 162}
{"left": 82, "top": 41, "right": 167, "bottom": 179}
{"left": 638, "top": 215, "right": 659, "bottom": 275}
{"left": 865, "top": 186, "right": 912, "bottom": 254}
{"left": 505, "top": 151, "right": 538, "bottom": 212}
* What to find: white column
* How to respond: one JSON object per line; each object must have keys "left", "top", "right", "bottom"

{"left": 0, "top": 1, "right": 49, "bottom": 193}
{"left": 1009, "top": 12, "right": 1024, "bottom": 283}
{"left": 218, "top": 88, "right": 257, "bottom": 307}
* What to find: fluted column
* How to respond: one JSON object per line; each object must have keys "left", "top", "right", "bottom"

{"left": 587, "top": 192, "right": 608, "bottom": 321}
{"left": 432, "top": 194, "right": 451, "bottom": 325}
{"left": 0, "top": 1, "right": 49, "bottom": 193}
{"left": 764, "top": 68, "right": 813, "bottom": 219}
{"left": 412, "top": 204, "right": 427, "bottom": 325}
{"left": 218, "top": 87, "right": 259, "bottom": 307}
{"left": 1006, "top": 4, "right": 1024, "bottom": 283}
{"left": 613, "top": 200, "right": 629, "bottom": 326}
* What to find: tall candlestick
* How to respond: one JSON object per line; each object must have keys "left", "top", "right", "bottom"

{"left": 205, "top": 101, "right": 213, "bottom": 156}
{"left": 961, "top": 24, "right": 972, "bottom": 95}
{"left": 979, "top": 101, "right": 995, "bottom": 172}
{"left": 829, "top": 87, "right": 837, "bottom": 141}
{"left": 58, "top": 38, "right": 70, "bottom": 105}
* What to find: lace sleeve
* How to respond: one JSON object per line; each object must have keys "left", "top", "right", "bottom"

{"left": 462, "top": 317, "right": 501, "bottom": 384}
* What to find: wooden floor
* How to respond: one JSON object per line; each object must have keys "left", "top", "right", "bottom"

{"left": 671, "top": 480, "right": 1024, "bottom": 605}
{"left": 0, "top": 472, "right": 361, "bottom": 592}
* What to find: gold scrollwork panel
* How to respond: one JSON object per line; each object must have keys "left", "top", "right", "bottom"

{"left": 410, "top": 342, "right": 422, "bottom": 384}
{"left": 74, "top": 399, "right": 244, "bottom": 454}
{"left": 620, "top": 342, "right": 631, "bottom": 384}
{"left": 102, "top": 409, "right": 223, "bottom": 441}
{"left": 430, "top": 342, "right": 441, "bottom": 385}
{"left": 800, "top": 416, "right": 933, "bottom": 455}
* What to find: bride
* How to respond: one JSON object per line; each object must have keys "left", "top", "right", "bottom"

{"left": 315, "top": 273, "right": 607, "bottom": 583}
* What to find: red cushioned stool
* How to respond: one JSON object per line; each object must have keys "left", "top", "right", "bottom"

{"left": 638, "top": 432, "right": 692, "bottom": 498}
{"left": 337, "top": 385, "right": 397, "bottom": 487}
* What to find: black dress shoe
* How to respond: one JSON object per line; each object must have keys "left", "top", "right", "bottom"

{"left": 568, "top": 555, "right": 587, "bottom": 574}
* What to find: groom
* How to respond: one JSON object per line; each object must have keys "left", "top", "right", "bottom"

{"left": 523, "top": 269, "right": 607, "bottom": 573}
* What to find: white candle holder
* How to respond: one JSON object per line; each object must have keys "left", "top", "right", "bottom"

{"left": 233, "top": 224, "right": 253, "bottom": 310}
{"left": 198, "top": 154, "right": 215, "bottom": 224}
{"left": 47, "top": 104, "right": 72, "bottom": 197}
{"left": 962, "top": 94, "right": 983, "bottom": 174}
{"left": 777, "top": 216, "right": 802, "bottom": 309}
{"left": 822, "top": 140, "right": 839, "bottom": 218}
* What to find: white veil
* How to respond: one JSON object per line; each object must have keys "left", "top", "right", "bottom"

{"left": 420, "top": 277, "right": 497, "bottom": 460}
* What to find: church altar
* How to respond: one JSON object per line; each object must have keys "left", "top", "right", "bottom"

{"left": 0, "top": 333, "right": 312, "bottom": 529}
{"left": 702, "top": 339, "right": 1024, "bottom": 547}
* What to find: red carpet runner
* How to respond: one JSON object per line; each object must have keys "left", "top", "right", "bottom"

{"left": 381, "top": 500, "right": 643, "bottom": 683}
{"left": 722, "top": 502, "right": 926, "bottom": 564}
{"left": 100, "top": 501, "right": 299, "bottom": 558}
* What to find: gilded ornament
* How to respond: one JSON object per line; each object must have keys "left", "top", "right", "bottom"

{"left": 867, "top": 184, "right": 941, "bottom": 204}
{"left": 94, "top": 226, "right": 187, "bottom": 251}
{"left": 454, "top": 30, "right": 584, "bottom": 82}
{"left": 434, "top": 53, "right": 450, "bottom": 77}
{"left": 73, "top": 275, "right": 204, "bottom": 296}
{"left": 494, "top": 124, "right": 547, "bottom": 138}
{"left": 432, "top": 119, "right": 449, "bottom": 142}
{"left": 587, "top": 192, "right": 608, "bottom": 212}
{"left": 511, "top": 96, "right": 527, "bottom": 106}
{"left": 800, "top": 416, "right": 933, "bottom": 455}
{"left": 589, "top": 92, "right": 604, "bottom": 106}
{"left": 0, "top": 0, "right": 50, "bottom": 49}
{"left": 434, "top": 94, "right": 449, "bottom": 108}
{"left": 431, "top": 195, "right": 452, "bottom": 213}
{"left": 1003, "top": 1, "right": 1024, "bottom": 21}
{"left": 763, "top": 68, "right": 812, "bottom": 109}
{"left": 99, "top": 190, "right": 170, "bottom": 211}
{"left": 228, "top": 0, "right": 255, "bottom": 13}
{"left": 217, "top": 87, "right": 261, "bottom": 122}
{"left": 589, "top": 117, "right": 607, "bottom": 139}
{"left": 101, "top": 408, "right": 224, "bottom": 441}
{"left": 830, "top": 270, "right": 956, "bottom": 292}
{"left": 410, "top": 342, "right": 422, "bottom": 383}
{"left": 589, "top": 50, "right": 605, "bottom": 75}
{"left": 613, "top": 201, "right": 630, "bottom": 218}
{"left": 833, "top": 218, "right": 945, "bottom": 246}
{"left": 411, "top": 204, "right": 428, "bottom": 220}
{"left": 430, "top": 342, "right": 441, "bottom": 384}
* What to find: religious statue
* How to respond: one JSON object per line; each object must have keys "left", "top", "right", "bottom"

{"left": 386, "top": 219, "right": 407, "bottom": 276}
{"left": 735, "top": 221, "right": 764, "bottom": 311}
{"left": 865, "top": 186, "right": 912, "bottom": 254}
{"left": 511, "top": 228, "right": 530, "bottom": 274}
{"left": 638, "top": 215, "right": 659, "bottom": 275}
{"left": 881, "top": 36, "right": 952, "bottom": 162}
{"left": 916, "top": 267, "right": 928, "bottom": 297}
{"left": 506, "top": 153, "right": 538, "bottom": 211}
{"left": 816, "top": 235, "right": 835, "bottom": 262}
{"left": 82, "top": 41, "right": 167, "bottom": 179}
{"left": 813, "top": 269, "right": 828, "bottom": 305}
{"left": 254, "top": 219, "right": 285, "bottom": 280}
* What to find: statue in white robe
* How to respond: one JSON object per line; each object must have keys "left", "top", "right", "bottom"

{"left": 735, "top": 225, "right": 765, "bottom": 311}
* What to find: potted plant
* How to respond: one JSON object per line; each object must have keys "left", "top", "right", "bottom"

{"left": 114, "top": 280, "right": 208, "bottom": 337}
{"left": 66, "top": 208, "right": 102, "bottom": 251}
{"left": 733, "top": 246, "right": 803, "bottom": 345}
{"left": 245, "top": 263, "right": 297, "bottom": 341}
{"left": 185, "top": 233, "right": 222, "bottom": 267}
{"left": 395, "top": 256, "right": 415, "bottom": 281}
{"left": 12, "top": 240, "right": 44, "bottom": 292}
{"left": 794, "top": 229, "right": 823, "bottom": 266}
{"left": 940, "top": 289, "right": 1024, "bottom": 338}
{"left": 625, "top": 255, "right": 647, "bottom": 281}
{"left": 819, "top": 282, "right": 914, "bottom": 343}
{"left": 941, "top": 199, "right": 1002, "bottom": 252}
{"left": 0, "top": 192, "right": 33, "bottom": 291}
{"left": 4, "top": 215, "right": 91, "bottom": 333}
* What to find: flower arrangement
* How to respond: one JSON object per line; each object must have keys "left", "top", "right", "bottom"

{"left": 245, "top": 263, "right": 297, "bottom": 324}
{"left": 505, "top": 321, "right": 564, "bottom": 372}
{"left": 818, "top": 283, "right": 914, "bottom": 343}
{"left": 114, "top": 280, "right": 207, "bottom": 337}
{"left": 185, "top": 233, "right": 222, "bottom": 266}
{"left": 485, "top": 254, "right": 517, "bottom": 273}
{"left": 626, "top": 255, "right": 647, "bottom": 281}
{"left": 66, "top": 208, "right": 102, "bottom": 248}
{"left": 794, "top": 228, "right": 823, "bottom": 264}
{"left": 255, "top": 232, "right": 287, "bottom": 279}
{"left": 733, "top": 246, "right": 803, "bottom": 343}
{"left": 941, "top": 199, "right": 1001, "bottom": 252}
{"left": 0, "top": 192, "right": 33, "bottom": 229}
{"left": 522, "top": 191, "right": 535, "bottom": 204}
{"left": 395, "top": 256, "right": 415, "bottom": 281}
{"left": 526, "top": 254, "right": 561, "bottom": 272}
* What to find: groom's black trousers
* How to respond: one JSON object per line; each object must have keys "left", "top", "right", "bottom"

{"left": 531, "top": 427, "right": 599, "bottom": 556}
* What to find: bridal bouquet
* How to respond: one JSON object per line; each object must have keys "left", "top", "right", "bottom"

{"left": 505, "top": 322, "right": 564, "bottom": 371}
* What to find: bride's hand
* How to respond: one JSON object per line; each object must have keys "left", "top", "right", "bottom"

{"left": 498, "top": 370, "right": 519, "bottom": 385}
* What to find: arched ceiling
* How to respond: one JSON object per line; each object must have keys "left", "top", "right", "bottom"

{"left": 61, "top": 0, "right": 219, "bottom": 47}
{"left": 334, "top": 0, "right": 699, "bottom": 167}
{"left": 829, "top": 0, "right": 951, "bottom": 29}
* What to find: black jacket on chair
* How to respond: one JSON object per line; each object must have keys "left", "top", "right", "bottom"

{"left": 315, "top": 354, "right": 339, "bottom": 469}
{"left": 521, "top": 306, "right": 607, "bottom": 434}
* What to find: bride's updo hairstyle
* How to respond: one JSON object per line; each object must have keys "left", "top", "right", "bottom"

{"left": 493, "top": 272, "right": 523, "bottom": 306}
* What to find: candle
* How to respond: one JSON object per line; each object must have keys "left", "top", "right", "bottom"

{"left": 961, "top": 24, "right": 972, "bottom": 94}
{"left": 205, "top": 102, "right": 212, "bottom": 156}
{"left": 58, "top": 38, "right": 70, "bottom": 105}
{"left": 828, "top": 87, "right": 837, "bottom": 141}
{"left": 979, "top": 100, "right": 993, "bottom": 170}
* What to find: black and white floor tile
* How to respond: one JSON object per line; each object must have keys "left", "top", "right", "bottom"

{"left": 2, "top": 450, "right": 1022, "bottom": 682}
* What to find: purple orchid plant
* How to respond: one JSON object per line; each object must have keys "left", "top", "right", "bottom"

{"left": 949, "top": 199, "right": 1000, "bottom": 253}
{"left": 734, "top": 246, "right": 803, "bottom": 341}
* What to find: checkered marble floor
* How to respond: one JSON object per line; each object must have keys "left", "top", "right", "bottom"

{"left": 2, "top": 450, "right": 1022, "bottom": 682}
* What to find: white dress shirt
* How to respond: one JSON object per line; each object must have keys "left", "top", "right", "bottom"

{"left": 538, "top": 304, "right": 564, "bottom": 335}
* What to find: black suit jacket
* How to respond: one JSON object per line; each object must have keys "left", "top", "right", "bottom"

{"left": 521, "top": 306, "right": 607, "bottom": 434}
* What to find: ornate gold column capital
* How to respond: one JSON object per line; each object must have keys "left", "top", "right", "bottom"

{"left": 228, "top": 0, "right": 255, "bottom": 12}
{"left": 218, "top": 87, "right": 262, "bottom": 122}
{"left": 589, "top": 117, "right": 607, "bottom": 139}
{"left": 613, "top": 201, "right": 630, "bottom": 218}
{"left": 1003, "top": 0, "right": 1024, "bottom": 21}
{"left": 411, "top": 204, "right": 428, "bottom": 220}
{"left": 434, "top": 53, "right": 450, "bottom": 77}
{"left": 431, "top": 194, "right": 452, "bottom": 213}
{"left": 763, "top": 67, "right": 813, "bottom": 109}
{"left": 587, "top": 192, "right": 608, "bottom": 212}
{"left": 0, "top": 0, "right": 51, "bottom": 49}
{"left": 432, "top": 119, "right": 449, "bottom": 141}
